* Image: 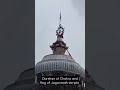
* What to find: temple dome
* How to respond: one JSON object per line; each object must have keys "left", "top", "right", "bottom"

{"left": 35, "top": 54, "right": 85, "bottom": 77}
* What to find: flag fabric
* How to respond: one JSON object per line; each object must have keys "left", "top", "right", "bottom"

{"left": 67, "top": 50, "right": 73, "bottom": 59}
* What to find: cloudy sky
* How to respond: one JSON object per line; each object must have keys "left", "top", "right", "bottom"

{"left": 35, "top": 0, "right": 85, "bottom": 68}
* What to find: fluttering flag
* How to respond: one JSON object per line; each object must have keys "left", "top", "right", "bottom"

{"left": 67, "top": 50, "right": 73, "bottom": 59}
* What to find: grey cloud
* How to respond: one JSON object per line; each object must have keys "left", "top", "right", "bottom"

{"left": 71, "top": 0, "right": 85, "bottom": 16}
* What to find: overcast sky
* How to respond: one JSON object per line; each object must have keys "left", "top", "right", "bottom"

{"left": 35, "top": 0, "right": 85, "bottom": 68}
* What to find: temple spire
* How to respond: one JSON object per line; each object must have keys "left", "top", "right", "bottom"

{"left": 56, "top": 12, "right": 64, "bottom": 39}
{"left": 50, "top": 13, "right": 68, "bottom": 55}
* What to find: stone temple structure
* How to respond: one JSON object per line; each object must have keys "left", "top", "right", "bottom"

{"left": 35, "top": 13, "right": 85, "bottom": 90}
{"left": 4, "top": 14, "right": 104, "bottom": 90}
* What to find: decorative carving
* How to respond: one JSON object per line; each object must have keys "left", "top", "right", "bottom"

{"left": 56, "top": 24, "right": 64, "bottom": 38}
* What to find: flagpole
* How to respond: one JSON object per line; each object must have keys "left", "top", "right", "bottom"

{"left": 59, "top": 12, "right": 61, "bottom": 25}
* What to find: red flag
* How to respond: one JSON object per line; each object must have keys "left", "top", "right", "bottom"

{"left": 67, "top": 50, "right": 73, "bottom": 59}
